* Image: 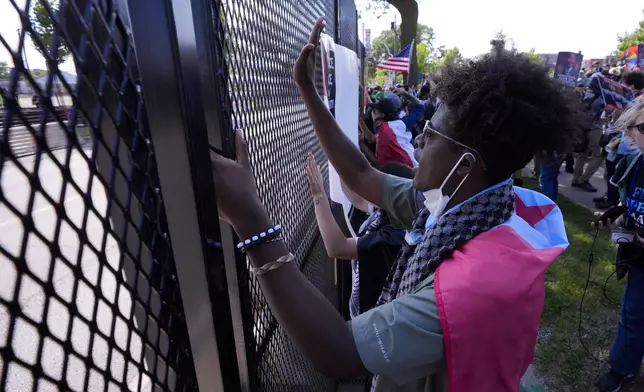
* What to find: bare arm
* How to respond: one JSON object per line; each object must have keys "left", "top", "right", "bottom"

{"left": 295, "top": 26, "right": 385, "bottom": 207}
{"left": 359, "top": 136, "right": 378, "bottom": 165}
{"left": 315, "top": 198, "right": 358, "bottom": 259}
{"left": 212, "top": 130, "right": 367, "bottom": 378}
{"left": 359, "top": 117, "right": 377, "bottom": 143}
{"left": 395, "top": 88, "right": 420, "bottom": 106}
{"left": 300, "top": 87, "right": 385, "bottom": 207}
{"left": 236, "top": 218, "right": 366, "bottom": 377}
{"left": 307, "top": 155, "right": 358, "bottom": 260}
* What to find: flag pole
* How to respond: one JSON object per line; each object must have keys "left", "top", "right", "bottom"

{"left": 406, "top": 39, "right": 415, "bottom": 86}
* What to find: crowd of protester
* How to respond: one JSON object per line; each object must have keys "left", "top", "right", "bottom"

{"left": 210, "top": 18, "right": 644, "bottom": 392}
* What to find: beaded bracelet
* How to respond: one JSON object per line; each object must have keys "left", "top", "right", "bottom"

{"left": 236, "top": 224, "right": 282, "bottom": 253}
{"left": 252, "top": 253, "right": 295, "bottom": 276}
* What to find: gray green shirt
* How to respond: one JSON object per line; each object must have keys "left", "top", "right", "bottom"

{"left": 349, "top": 175, "right": 447, "bottom": 392}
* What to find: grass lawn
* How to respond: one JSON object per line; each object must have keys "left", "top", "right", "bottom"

{"left": 75, "top": 126, "right": 91, "bottom": 139}
{"left": 520, "top": 179, "right": 640, "bottom": 391}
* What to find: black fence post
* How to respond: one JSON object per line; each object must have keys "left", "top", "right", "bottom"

{"left": 125, "top": 1, "right": 243, "bottom": 391}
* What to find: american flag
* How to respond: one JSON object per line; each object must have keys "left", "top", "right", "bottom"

{"left": 376, "top": 41, "right": 414, "bottom": 73}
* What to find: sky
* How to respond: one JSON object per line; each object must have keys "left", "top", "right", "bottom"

{"left": 357, "top": 0, "right": 643, "bottom": 59}
{"left": 0, "top": 0, "right": 75, "bottom": 72}
{"left": 1, "top": 0, "right": 643, "bottom": 73}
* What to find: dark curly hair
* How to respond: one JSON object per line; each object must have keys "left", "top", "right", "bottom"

{"left": 436, "top": 48, "right": 579, "bottom": 184}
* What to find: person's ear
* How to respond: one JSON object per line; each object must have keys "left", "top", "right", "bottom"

{"left": 456, "top": 152, "right": 477, "bottom": 176}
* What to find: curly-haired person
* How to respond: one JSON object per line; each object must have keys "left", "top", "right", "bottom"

{"left": 210, "top": 19, "right": 577, "bottom": 392}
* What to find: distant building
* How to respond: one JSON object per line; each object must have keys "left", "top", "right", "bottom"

{"left": 581, "top": 58, "right": 604, "bottom": 70}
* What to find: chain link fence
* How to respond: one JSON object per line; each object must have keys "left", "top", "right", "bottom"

{"left": 0, "top": 0, "right": 364, "bottom": 391}
{"left": 0, "top": 1, "right": 197, "bottom": 391}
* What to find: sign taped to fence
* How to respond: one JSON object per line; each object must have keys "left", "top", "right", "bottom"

{"left": 554, "top": 52, "right": 583, "bottom": 86}
{"left": 320, "top": 33, "right": 336, "bottom": 114}
{"left": 329, "top": 45, "right": 360, "bottom": 208}
{"left": 318, "top": 34, "right": 360, "bottom": 232}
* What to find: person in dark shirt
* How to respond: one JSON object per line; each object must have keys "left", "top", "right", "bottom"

{"left": 594, "top": 97, "right": 644, "bottom": 392}
{"left": 306, "top": 155, "right": 414, "bottom": 318}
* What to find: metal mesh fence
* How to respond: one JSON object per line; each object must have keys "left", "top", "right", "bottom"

{"left": 0, "top": 1, "right": 197, "bottom": 391}
{"left": 337, "top": 0, "right": 358, "bottom": 53}
{"left": 209, "top": 0, "right": 342, "bottom": 390}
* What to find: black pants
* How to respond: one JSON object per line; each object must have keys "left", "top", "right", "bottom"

{"left": 565, "top": 154, "right": 575, "bottom": 171}
{"left": 606, "top": 158, "right": 620, "bottom": 205}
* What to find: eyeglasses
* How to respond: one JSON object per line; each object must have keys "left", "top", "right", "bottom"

{"left": 419, "top": 121, "right": 487, "bottom": 170}
{"left": 627, "top": 122, "right": 644, "bottom": 135}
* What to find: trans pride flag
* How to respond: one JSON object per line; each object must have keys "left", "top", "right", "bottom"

{"left": 434, "top": 186, "right": 568, "bottom": 392}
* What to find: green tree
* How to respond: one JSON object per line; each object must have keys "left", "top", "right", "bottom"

{"left": 30, "top": 0, "right": 71, "bottom": 64}
{"left": 374, "top": 68, "right": 389, "bottom": 86}
{"left": 0, "top": 61, "right": 9, "bottom": 79}
{"left": 30, "top": 69, "right": 47, "bottom": 78}
{"left": 363, "top": 0, "right": 421, "bottom": 83}
{"left": 416, "top": 41, "right": 432, "bottom": 75}
{"left": 617, "top": 10, "right": 644, "bottom": 51}
{"left": 436, "top": 47, "right": 463, "bottom": 68}
{"left": 490, "top": 30, "right": 508, "bottom": 52}
{"left": 526, "top": 48, "right": 543, "bottom": 63}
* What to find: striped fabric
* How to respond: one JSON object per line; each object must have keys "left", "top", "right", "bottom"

{"left": 376, "top": 43, "right": 413, "bottom": 73}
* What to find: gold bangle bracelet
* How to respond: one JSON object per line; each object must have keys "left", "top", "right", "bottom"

{"left": 252, "top": 253, "right": 295, "bottom": 276}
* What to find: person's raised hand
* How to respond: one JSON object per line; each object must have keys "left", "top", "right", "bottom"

{"left": 305, "top": 153, "right": 326, "bottom": 202}
{"left": 393, "top": 87, "right": 408, "bottom": 96}
{"left": 211, "top": 131, "right": 269, "bottom": 236}
{"left": 294, "top": 17, "right": 325, "bottom": 91}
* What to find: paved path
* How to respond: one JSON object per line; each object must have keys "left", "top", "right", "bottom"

{"left": 522, "top": 164, "right": 607, "bottom": 212}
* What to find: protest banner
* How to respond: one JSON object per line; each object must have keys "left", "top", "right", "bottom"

{"left": 639, "top": 44, "right": 644, "bottom": 70}
{"left": 592, "top": 74, "right": 635, "bottom": 111}
{"left": 554, "top": 52, "right": 583, "bottom": 86}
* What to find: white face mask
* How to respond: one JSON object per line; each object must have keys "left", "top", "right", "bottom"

{"left": 422, "top": 152, "right": 474, "bottom": 218}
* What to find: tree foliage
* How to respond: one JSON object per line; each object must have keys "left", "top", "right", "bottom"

{"left": 366, "top": 21, "right": 466, "bottom": 85}
{"left": 30, "top": 0, "right": 71, "bottom": 64}
{"left": 31, "top": 69, "right": 48, "bottom": 78}
{"left": 437, "top": 47, "right": 464, "bottom": 68}
{"left": 617, "top": 10, "right": 644, "bottom": 51}
{"left": 361, "top": 0, "right": 421, "bottom": 82}
{"left": 368, "top": 23, "right": 450, "bottom": 83}
{"left": 490, "top": 31, "right": 542, "bottom": 64}
{"left": 416, "top": 41, "right": 432, "bottom": 75}
{"left": 370, "top": 23, "right": 435, "bottom": 66}
{"left": 526, "top": 48, "right": 543, "bottom": 63}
